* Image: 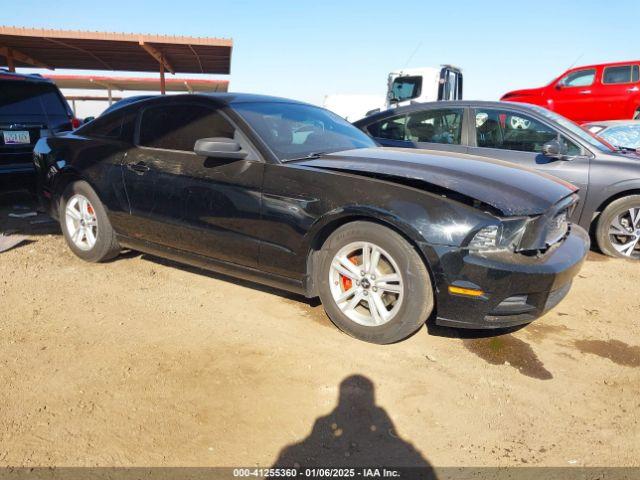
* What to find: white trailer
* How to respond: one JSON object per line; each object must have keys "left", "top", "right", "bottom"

{"left": 322, "top": 94, "right": 386, "bottom": 122}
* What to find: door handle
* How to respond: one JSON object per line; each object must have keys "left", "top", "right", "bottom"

{"left": 627, "top": 86, "right": 639, "bottom": 93}
{"left": 578, "top": 90, "right": 592, "bottom": 95}
{"left": 127, "top": 161, "right": 150, "bottom": 175}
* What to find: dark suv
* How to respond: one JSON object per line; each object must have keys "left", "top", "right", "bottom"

{"left": 1, "top": 70, "right": 75, "bottom": 190}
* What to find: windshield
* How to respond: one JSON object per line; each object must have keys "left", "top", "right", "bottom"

{"left": 233, "top": 102, "right": 376, "bottom": 161}
{"left": 390, "top": 76, "right": 422, "bottom": 103}
{"left": 528, "top": 105, "right": 615, "bottom": 153}
{"left": 599, "top": 125, "right": 640, "bottom": 150}
{"left": 0, "top": 81, "right": 67, "bottom": 117}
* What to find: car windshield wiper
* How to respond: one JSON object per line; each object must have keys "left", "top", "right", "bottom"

{"left": 616, "top": 146, "right": 638, "bottom": 154}
{"left": 283, "top": 152, "right": 328, "bottom": 162}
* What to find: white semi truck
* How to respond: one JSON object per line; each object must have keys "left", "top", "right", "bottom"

{"left": 323, "top": 65, "right": 463, "bottom": 122}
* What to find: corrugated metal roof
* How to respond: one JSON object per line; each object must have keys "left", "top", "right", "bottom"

{"left": 0, "top": 26, "right": 232, "bottom": 74}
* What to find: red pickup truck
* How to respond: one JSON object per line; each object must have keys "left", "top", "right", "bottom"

{"left": 502, "top": 61, "right": 640, "bottom": 124}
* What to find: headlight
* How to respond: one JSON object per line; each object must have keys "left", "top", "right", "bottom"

{"left": 545, "top": 210, "right": 569, "bottom": 246}
{"left": 468, "top": 218, "right": 529, "bottom": 251}
{"left": 469, "top": 225, "right": 499, "bottom": 249}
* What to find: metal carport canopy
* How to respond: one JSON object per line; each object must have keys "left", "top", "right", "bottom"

{"left": 0, "top": 26, "right": 232, "bottom": 93}
{"left": 44, "top": 74, "right": 229, "bottom": 93}
{"left": 43, "top": 74, "right": 230, "bottom": 114}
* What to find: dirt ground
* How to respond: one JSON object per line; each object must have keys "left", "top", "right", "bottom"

{"left": 0, "top": 191, "right": 639, "bottom": 469}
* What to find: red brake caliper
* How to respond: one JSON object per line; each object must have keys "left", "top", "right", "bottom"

{"left": 340, "top": 255, "right": 358, "bottom": 291}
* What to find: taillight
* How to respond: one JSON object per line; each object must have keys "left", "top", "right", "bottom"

{"left": 70, "top": 117, "right": 81, "bottom": 129}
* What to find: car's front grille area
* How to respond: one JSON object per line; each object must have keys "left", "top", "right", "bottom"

{"left": 484, "top": 282, "right": 573, "bottom": 323}
{"left": 490, "top": 294, "right": 535, "bottom": 316}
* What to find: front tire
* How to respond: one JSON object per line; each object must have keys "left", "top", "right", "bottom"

{"left": 317, "top": 221, "right": 434, "bottom": 344}
{"left": 596, "top": 195, "right": 640, "bottom": 259}
{"left": 634, "top": 109, "right": 640, "bottom": 120}
{"left": 59, "top": 181, "right": 120, "bottom": 262}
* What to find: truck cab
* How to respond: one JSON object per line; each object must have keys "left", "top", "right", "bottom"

{"left": 323, "top": 65, "right": 463, "bottom": 122}
{"left": 387, "top": 65, "right": 463, "bottom": 108}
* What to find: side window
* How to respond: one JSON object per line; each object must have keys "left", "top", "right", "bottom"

{"left": 80, "top": 108, "right": 137, "bottom": 142}
{"left": 560, "top": 136, "right": 581, "bottom": 156}
{"left": 634, "top": 65, "right": 640, "bottom": 83}
{"left": 559, "top": 69, "right": 596, "bottom": 87}
{"left": 138, "top": 104, "right": 234, "bottom": 151}
{"left": 367, "top": 115, "right": 407, "bottom": 141}
{"left": 603, "top": 65, "right": 634, "bottom": 84}
{"left": 476, "top": 109, "right": 557, "bottom": 153}
{"left": 406, "top": 109, "right": 463, "bottom": 144}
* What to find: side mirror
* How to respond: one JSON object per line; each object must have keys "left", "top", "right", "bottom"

{"left": 542, "top": 139, "right": 567, "bottom": 160}
{"left": 555, "top": 83, "right": 563, "bottom": 91}
{"left": 194, "top": 137, "right": 247, "bottom": 159}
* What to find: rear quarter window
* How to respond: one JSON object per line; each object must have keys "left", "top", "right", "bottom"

{"left": 602, "top": 65, "right": 638, "bottom": 84}
{"left": 79, "top": 108, "right": 137, "bottom": 142}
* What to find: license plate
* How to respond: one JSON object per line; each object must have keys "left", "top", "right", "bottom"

{"left": 2, "top": 130, "right": 30, "bottom": 145}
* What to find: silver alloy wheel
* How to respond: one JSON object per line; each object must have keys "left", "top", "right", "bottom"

{"left": 65, "top": 194, "right": 98, "bottom": 251}
{"left": 608, "top": 207, "right": 640, "bottom": 258}
{"left": 329, "top": 241, "right": 404, "bottom": 327}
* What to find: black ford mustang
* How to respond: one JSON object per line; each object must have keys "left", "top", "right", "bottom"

{"left": 34, "top": 94, "right": 589, "bottom": 344}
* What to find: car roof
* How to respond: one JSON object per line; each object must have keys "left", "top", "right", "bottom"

{"left": 583, "top": 120, "right": 640, "bottom": 128}
{"left": 134, "top": 92, "right": 313, "bottom": 109}
{"left": 353, "top": 100, "right": 540, "bottom": 124}
{"left": 204, "top": 92, "right": 312, "bottom": 106}
{"left": 0, "top": 68, "right": 55, "bottom": 84}
{"left": 565, "top": 60, "right": 640, "bottom": 71}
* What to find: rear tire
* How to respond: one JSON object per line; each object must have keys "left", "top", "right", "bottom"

{"left": 596, "top": 195, "right": 640, "bottom": 259}
{"left": 59, "top": 181, "right": 120, "bottom": 262}
{"left": 317, "top": 221, "right": 434, "bottom": 344}
{"left": 634, "top": 109, "right": 640, "bottom": 120}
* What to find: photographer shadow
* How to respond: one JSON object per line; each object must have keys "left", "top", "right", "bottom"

{"left": 271, "top": 375, "right": 436, "bottom": 479}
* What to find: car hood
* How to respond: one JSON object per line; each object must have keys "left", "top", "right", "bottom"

{"left": 605, "top": 149, "right": 640, "bottom": 160}
{"left": 501, "top": 87, "right": 544, "bottom": 100}
{"left": 295, "top": 148, "right": 577, "bottom": 216}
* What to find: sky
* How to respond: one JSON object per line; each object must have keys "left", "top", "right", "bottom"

{"left": 3, "top": 0, "right": 638, "bottom": 107}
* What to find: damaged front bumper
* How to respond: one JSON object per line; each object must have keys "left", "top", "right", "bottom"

{"left": 424, "top": 225, "right": 590, "bottom": 329}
